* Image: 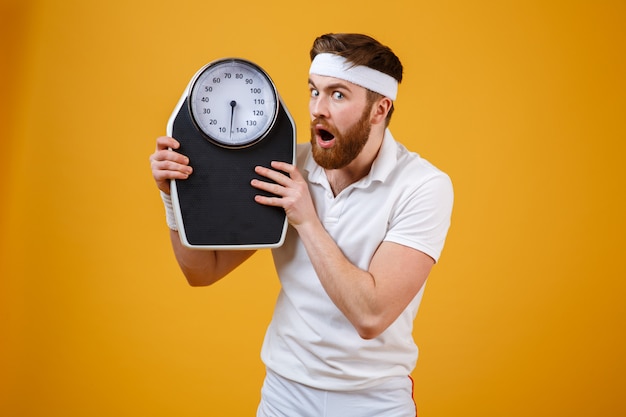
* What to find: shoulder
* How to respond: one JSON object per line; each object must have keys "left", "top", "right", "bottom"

{"left": 392, "top": 141, "right": 453, "bottom": 195}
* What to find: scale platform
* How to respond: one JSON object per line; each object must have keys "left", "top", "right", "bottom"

{"left": 168, "top": 96, "right": 295, "bottom": 249}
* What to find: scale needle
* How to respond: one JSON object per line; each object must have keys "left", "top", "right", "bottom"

{"left": 229, "top": 100, "right": 237, "bottom": 139}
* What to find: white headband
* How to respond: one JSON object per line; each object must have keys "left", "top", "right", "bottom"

{"left": 309, "top": 53, "right": 398, "bottom": 101}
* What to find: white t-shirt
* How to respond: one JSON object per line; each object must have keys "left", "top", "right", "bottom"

{"left": 262, "top": 129, "right": 454, "bottom": 391}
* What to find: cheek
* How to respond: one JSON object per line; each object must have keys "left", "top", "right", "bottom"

{"left": 334, "top": 108, "right": 361, "bottom": 129}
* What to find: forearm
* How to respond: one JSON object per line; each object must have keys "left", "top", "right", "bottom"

{"left": 295, "top": 218, "right": 434, "bottom": 339}
{"left": 295, "top": 221, "right": 382, "bottom": 338}
{"left": 169, "top": 229, "right": 255, "bottom": 286}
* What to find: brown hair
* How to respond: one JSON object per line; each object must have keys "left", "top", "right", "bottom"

{"left": 310, "top": 33, "right": 403, "bottom": 124}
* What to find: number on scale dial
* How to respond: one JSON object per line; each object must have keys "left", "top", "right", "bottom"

{"left": 189, "top": 59, "right": 279, "bottom": 148}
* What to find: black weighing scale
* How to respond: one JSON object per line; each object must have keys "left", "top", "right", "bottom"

{"left": 167, "top": 58, "right": 296, "bottom": 249}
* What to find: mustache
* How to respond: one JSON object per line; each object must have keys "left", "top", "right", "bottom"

{"left": 311, "top": 118, "right": 336, "bottom": 132}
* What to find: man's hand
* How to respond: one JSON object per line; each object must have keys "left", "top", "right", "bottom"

{"left": 149, "top": 136, "right": 193, "bottom": 194}
{"left": 251, "top": 161, "right": 317, "bottom": 229}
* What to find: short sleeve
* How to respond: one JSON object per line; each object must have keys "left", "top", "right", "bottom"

{"left": 385, "top": 173, "right": 454, "bottom": 263}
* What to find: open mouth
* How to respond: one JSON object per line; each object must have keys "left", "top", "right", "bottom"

{"left": 318, "top": 128, "right": 335, "bottom": 142}
{"left": 312, "top": 123, "right": 336, "bottom": 149}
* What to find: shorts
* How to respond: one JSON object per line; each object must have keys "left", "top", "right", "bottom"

{"left": 256, "top": 369, "right": 417, "bottom": 417}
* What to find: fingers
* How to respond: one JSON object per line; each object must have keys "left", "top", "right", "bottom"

{"left": 151, "top": 136, "right": 184, "bottom": 164}
{"left": 150, "top": 148, "right": 191, "bottom": 170}
{"left": 253, "top": 161, "right": 299, "bottom": 186}
{"left": 150, "top": 136, "right": 193, "bottom": 194}
{"left": 150, "top": 150, "right": 192, "bottom": 177}
{"left": 251, "top": 176, "right": 289, "bottom": 209}
{"left": 252, "top": 162, "right": 315, "bottom": 227}
{"left": 251, "top": 162, "right": 302, "bottom": 204}
{"left": 151, "top": 158, "right": 192, "bottom": 181}
{"left": 155, "top": 135, "right": 180, "bottom": 151}
{"left": 269, "top": 160, "right": 295, "bottom": 173}
{"left": 250, "top": 177, "right": 283, "bottom": 198}
{"left": 253, "top": 193, "right": 280, "bottom": 207}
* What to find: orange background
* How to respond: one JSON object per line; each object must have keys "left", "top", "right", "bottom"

{"left": 1, "top": 0, "right": 625, "bottom": 415}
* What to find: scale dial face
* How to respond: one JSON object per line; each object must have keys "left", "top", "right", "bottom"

{"left": 189, "top": 58, "right": 279, "bottom": 148}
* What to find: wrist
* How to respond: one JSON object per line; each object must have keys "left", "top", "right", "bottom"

{"left": 160, "top": 191, "right": 178, "bottom": 231}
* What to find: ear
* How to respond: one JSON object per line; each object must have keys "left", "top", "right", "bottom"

{"left": 370, "top": 97, "right": 393, "bottom": 125}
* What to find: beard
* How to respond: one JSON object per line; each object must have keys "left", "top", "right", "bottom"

{"left": 310, "top": 105, "right": 372, "bottom": 170}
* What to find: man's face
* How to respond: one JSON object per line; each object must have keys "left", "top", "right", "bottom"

{"left": 308, "top": 74, "right": 373, "bottom": 170}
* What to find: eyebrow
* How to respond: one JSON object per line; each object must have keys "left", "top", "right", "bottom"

{"left": 308, "top": 78, "right": 353, "bottom": 92}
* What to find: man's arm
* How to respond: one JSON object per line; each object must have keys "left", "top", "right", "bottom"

{"left": 150, "top": 136, "right": 255, "bottom": 286}
{"left": 168, "top": 229, "right": 255, "bottom": 286}
{"left": 252, "top": 161, "right": 433, "bottom": 339}
{"left": 293, "top": 220, "right": 433, "bottom": 339}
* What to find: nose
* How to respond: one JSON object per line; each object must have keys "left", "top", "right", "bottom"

{"left": 310, "top": 95, "right": 329, "bottom": 119}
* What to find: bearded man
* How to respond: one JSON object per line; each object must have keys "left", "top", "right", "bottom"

{"left": 150, "top": 33, "right": 453, "bottom": 417}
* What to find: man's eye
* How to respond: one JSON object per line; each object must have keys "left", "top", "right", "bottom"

{"left": 310, "top": 89, "right": 319, "bottom": 97}
{"left": 332, "top": 92, "right": 344, "bottom": 100}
